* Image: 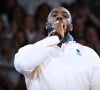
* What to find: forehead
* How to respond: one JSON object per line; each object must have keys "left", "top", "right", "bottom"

{"left": 50, "top": 7, "right": 69, "bottom": 15}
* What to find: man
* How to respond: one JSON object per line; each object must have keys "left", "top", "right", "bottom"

{"left": 14, "top": 7, "right": 100, "bottom": 90}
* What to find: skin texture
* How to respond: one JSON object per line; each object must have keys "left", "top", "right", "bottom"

{"left": 47, "top": 7, "right": 73, "bottom": 38}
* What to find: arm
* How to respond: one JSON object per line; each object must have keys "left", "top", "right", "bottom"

{"left": 89, "top": 50, "right": 100, "bottom": 90}
{"left": 14, "top": 36, "right": 60, "bottom": 76}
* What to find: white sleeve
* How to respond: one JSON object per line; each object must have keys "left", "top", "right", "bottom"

{"left": 90, "top": 49, "right": 100, "bottom": 90}
{"left": 14, "top": 36, "right": 60, "bottom": 76}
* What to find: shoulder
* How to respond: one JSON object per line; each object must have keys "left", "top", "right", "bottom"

{"left": 76, "top": 43, "right": 97, "bottom": 54}
{"left": 19, "top": 44, "right": 33, "bottom": 51}
{"left": 75, "top": 42, "right": 100, "bottom": 61}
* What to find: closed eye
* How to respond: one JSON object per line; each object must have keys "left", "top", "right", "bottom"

{"left": 52, "top": 13, "right": 57, "bottom": 17}
{"left": 51, "top": 11, "right": 58, "bottom": 17}
{"left": 62, "top": 13, "right": 69, "bottom": 18}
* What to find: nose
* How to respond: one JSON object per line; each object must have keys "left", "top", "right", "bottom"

{"left": 56, "top": 14, "right": 63, "bottom": 21}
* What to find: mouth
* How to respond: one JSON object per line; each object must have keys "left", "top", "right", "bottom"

{"left": 52, "top": 20, "right": 67, "bottom": 33}
{"left": 52, "top": 20, "right": 60, "bottom": 28}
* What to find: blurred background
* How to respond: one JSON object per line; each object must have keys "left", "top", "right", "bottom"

{"left": 0, "top": 0, "right": 100, "bottom": 90}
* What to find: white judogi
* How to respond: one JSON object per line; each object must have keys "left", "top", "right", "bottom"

{"left": 14, "top": 36, "right": 100, "bottom": 90}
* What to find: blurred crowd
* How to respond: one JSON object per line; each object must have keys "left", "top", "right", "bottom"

{"left": 0, "top": 0, "right": 100, "bottom": 90}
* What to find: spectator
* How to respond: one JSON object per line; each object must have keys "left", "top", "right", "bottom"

{"left": 23, "top": 14, "right": 36, "bottom": 43}
{"left": 84, "top": 25, "right": 100, "bottom": 56}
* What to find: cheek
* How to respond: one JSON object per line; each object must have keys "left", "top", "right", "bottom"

{"left": 66, "top": 19, "right": 71, "bottom": 24}
{"left": 63, "top": 19, "right": 68, "bottom": 23}
{"left": 48, "top": 18, "right": 55, "bottom": 23}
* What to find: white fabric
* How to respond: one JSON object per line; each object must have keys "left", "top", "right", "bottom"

{"left": 14, "top": 36, "right": 100, "bottom": 90}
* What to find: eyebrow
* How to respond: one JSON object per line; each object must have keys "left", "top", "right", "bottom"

{"left": 51, "top": 11, "right": 58, "bottom": 15}
{"left": 51, "top": 10, "right": 69, "bottom": 17}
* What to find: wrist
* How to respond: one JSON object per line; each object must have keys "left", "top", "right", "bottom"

{"left": 48, "top": 30, "right": 62, "bottom": 40}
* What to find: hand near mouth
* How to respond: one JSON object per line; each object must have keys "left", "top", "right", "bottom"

{"left": 53, "top": 21, "right": 67, "bottom": 38}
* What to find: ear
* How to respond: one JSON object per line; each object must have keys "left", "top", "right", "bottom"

{"left": 45, "top": 22, "right": 48, "bottom": 30}
{"left": 69, "top": 24, "right": 73, "bottom": 31}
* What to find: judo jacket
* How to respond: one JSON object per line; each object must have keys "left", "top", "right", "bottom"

{"left": 14, "top": 35, "right": 100, "bottom": 90}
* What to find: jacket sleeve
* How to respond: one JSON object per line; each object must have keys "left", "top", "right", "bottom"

{"left": 14, "top": 36, "right": 60, "bottom": 76}
{"left": 89, "top": 49, "right": 100, "bottom": 90}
